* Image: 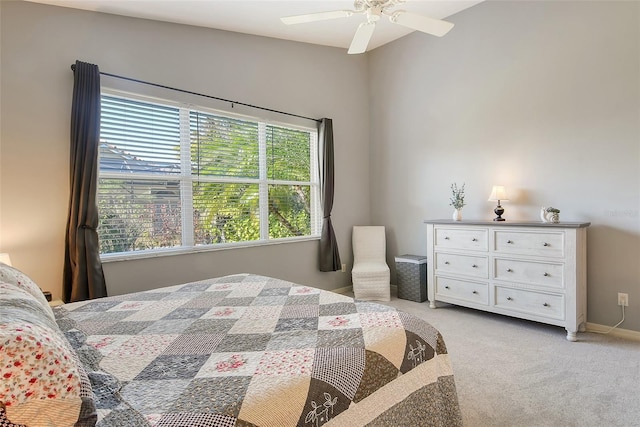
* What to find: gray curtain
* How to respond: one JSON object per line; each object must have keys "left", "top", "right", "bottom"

{"left": 63, "top": 60, "right": 107, "bottom": 302}
{"left": 318, "top": 118, "right": 341, "bottom": 271}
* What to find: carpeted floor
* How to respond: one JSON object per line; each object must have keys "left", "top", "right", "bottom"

{"left": 379, "top": 296, "right": 640, "bottom": 427}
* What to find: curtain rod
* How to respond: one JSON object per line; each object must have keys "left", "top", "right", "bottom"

{"left": 70, "top": 64, "right": 321, "bottom": 123}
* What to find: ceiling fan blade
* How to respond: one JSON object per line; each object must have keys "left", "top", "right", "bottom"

{"left": 281, "top": 10, "right": 353, "bottom": 25}
{"left": 389, "top": 11, "right": 454, "bottom": 37}
{"left": 348, "top": 21, "right": 376, "bottom": 54}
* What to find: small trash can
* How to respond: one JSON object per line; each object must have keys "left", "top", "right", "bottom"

{"left": 395, "top": 254, "right": 427, "bottom": 302}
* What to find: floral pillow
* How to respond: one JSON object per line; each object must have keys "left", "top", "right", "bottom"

{"left": 0, "top": 283, "right": 96, "bottom": 426}
{"left": 0, "top": 262, "right": 54, "bottom": 320}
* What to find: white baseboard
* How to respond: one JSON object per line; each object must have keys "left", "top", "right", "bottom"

{"left": 585, "top": 322, "right": 640, "bottom": 342}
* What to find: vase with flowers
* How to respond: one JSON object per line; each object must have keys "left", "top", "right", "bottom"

{"left": 450, "top": 183, "right": 466, "bottom": 221}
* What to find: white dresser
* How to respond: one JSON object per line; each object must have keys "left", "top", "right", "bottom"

{"left": 425, "top": 220, "right": 590, "bottom": 341}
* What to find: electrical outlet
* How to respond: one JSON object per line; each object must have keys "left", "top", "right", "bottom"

{"left": 341, "top": 263, "right": 347, "bottom": 273}
{"left": 618, "top": 293, "right": 629, "bottom": 307}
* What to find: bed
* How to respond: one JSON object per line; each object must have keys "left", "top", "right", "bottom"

{"left": 1, "top": 266, "right": 462, "bottom": 426}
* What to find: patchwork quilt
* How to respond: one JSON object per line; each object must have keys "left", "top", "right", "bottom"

{"left": 55, "top": 274, "right": 462, "bottom": 426}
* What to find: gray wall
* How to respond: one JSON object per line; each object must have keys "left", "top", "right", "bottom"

{"left": 0, "top": 1, "right": 370, "bottom": 297}
{"left": 369, "top": 1, "right": 640, "bottom": 331}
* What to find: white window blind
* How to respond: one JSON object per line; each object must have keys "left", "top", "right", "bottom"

{"left": 98, "top": 92, "right": 320, "bottom": 256}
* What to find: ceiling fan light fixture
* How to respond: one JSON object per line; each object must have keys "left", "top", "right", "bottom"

{"left": 281, "top": 0, "right": 455, "bottom": 55}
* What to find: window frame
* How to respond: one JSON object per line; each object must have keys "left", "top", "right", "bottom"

{"left": 98, "top": 89, "right": 321, "bottom": 262}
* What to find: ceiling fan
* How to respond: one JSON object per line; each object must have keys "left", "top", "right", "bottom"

{"left": 281, "top": 0, "right": 454, "bottom": 54}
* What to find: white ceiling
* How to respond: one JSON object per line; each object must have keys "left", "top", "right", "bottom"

{"left": 24, "top": 0, "right": 483, "bottom": 52}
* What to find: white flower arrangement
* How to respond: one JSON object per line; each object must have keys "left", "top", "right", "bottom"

{"left": 449, "top": 183, "right": 466, "bottom": 210}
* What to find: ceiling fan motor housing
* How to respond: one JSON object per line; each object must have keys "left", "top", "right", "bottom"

{"left": 355, "top": 0, "right": 405, "bottom": 13}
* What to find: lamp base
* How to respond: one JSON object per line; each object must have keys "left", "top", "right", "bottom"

{"left": 493, "top": 204, "right": 505, "bottom": 221}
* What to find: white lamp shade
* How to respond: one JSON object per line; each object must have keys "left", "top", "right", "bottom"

{"left": 0, "top": 253, "right": 12, "bottom": 266}
{"left": 488, "top": 186, "right": 509, "bottom": 202}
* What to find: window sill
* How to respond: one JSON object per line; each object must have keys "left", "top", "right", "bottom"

{"left": 100, "top": 235, "right": 321, "bottom": 263}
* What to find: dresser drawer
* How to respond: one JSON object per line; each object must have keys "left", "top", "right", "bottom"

{"left": 494, "top": 258, "right": 564, "bottom": 289}
{"left": 435, "top": 227, "right": 488, "bottom": 251}
{"left": 435, "top": 252, "right": 489, "bottom": 278}
{"left": 494, "top": 286, "right": 565, "bottom": 320}
{"left": 494, "top": 230, "right": 564, "bottom": 258}
{"left": 436, "top": 276, "right": 488, "bottom": 305}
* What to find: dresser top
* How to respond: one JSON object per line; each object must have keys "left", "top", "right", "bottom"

{"left": 424, "top": 219, "right": 590, "bottom": 228}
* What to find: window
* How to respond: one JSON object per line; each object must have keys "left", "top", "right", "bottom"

{"left": 98, "top": 92, "right": 320, "bottom": 257}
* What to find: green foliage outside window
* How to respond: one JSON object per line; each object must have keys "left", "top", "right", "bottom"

{"left": 97, "top": 94, "right": 317, "bottom": 255}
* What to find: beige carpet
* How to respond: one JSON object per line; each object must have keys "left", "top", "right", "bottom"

{"left": 378, "top": 295, "right": 640, "bottom": 427}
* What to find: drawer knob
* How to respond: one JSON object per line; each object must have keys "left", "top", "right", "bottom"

{"left": 472, "top": 290, "right": 478, "bottom": 294}
{"left": 543, "top": 242, "right": 550, "bottom": 247}
{"left": 444, "top": 237, "right": 450, "bottom": 240}
{"left": 507, "top": 268, "right": 513, "bottom": 273}
{"left": 543, "top": 303, "right": 549, "bottom": 307}
{"left": 444, "top": 261, "right": 450, "bottom": 265}
{"left": 507, "top": 240, "right": 513, "bottom": 244}
{"left": 472, "top": 264, "right": 478, "bottom": 268}
{"left": 445, "top": 285, "right": 450, "bottom": 289}
{"left": 507, "top": 297, "right": 513, "bottom": 301}
{"left": 472, "top": 238, "right": 478, "bottom": 242}
{"left": 544, "top": 272, "right": 550, "bottom": 277}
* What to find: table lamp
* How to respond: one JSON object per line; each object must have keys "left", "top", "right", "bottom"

{"left": 488, "top": 186, "right": 508, "bottom": 221}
